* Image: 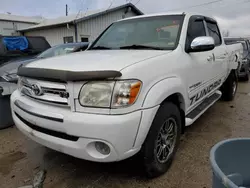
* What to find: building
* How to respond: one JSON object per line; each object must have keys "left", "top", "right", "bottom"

{"left": 19, "top": 3, "right": 143, "bottom": 46}
{"left": 0, "top": 13, "right": 42, "bottom": 36}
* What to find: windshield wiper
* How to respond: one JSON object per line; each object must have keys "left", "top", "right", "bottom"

{"left": 120, "top": 44, "right": 165, "bottom": 50}
{"left": 91, "top": 46, "right": 112, "bottom": 50}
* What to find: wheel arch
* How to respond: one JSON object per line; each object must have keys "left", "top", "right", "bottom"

{"left": 162, "top": 93, "right": 186, "bottom": 134}
{"left": 134, "top": 78, "right": 187, "bottom": 148}
{"left": 142, "top": 77, "right": 187, "bottom": 111}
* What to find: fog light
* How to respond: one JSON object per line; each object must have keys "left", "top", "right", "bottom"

{"left": 95, "top": 142, "right": 110, "bottom": 155}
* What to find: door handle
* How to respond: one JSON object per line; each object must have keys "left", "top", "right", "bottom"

{"left": 207, "top": 56, "right": 213, "bottom": 61}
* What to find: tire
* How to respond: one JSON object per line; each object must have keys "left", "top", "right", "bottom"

{"left": 141, "top": 102, "right": 181, "bottom": 178}
{"left": 221, "top": 71, "right": 238, "bottom": 101}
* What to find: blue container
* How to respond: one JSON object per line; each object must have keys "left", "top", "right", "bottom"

{"left": 210, "top": 138, "right": 250, "bottom": 188}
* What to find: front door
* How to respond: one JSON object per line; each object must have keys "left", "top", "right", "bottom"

{"left": 185, "top": 17, "right": 215, "bottom": 112}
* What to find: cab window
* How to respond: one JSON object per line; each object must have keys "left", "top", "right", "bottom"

{"left": 186, "top": 19, "right": 206, "bottom": 51}
{"left": 206, "top": 22, "right": 222, "bottom": 46}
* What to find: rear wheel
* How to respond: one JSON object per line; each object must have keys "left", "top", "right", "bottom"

{"left": 221, "top": 71, "right": 238, "bottom": 101}
{"left": 141, "top": 102, "right": 181, "bottom": 178}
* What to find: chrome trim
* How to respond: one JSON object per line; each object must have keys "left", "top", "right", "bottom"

{"left": 21, "top": 77, "right": 66, "bottom": 89}
{"left": 21, "top": 88, "right": 68, "bottom": 105}
{"left": 190, "top": 36, "right": 215, "bottom": 52}
{"left": 191, "top": 36, "right": 215, "bottom": 49}
{"left": 14, "top": 100, "right": 64, "bottom": 122}
{"left": 20, "top": 78, "right": 69, "bottom": 105}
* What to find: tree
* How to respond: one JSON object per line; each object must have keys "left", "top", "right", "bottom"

{"left": 222, "top": 30, "right": 230, "bottom": 37}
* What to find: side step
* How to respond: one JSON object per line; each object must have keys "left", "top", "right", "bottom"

{"left": 185, "top": 91, "right": 222, "bottom": 126}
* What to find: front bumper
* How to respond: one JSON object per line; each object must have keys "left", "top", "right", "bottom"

{"left": 11, "top": 90, "right": 158, "bottom": 162}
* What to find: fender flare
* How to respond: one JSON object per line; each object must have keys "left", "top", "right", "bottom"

{"left": 133, "top": 77, "right": 187, "bottom": 148}
{"left": 142, "top": 77, "right": 187, "bottom": 110}
{"left": 229, "top": 54, "right": 239, "bottom": 70}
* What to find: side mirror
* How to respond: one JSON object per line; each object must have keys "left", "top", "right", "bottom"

{"left": 189, "top": 36, "right": 215, "bottom": 52}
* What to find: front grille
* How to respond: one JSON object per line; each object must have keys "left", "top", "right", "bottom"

{"left": 20, "top": 77, "right": 69, "bottom": 105}
{"left": 15, "top": 112, "right": 79, "bottom": 141}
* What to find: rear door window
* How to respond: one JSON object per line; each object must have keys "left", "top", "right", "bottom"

{"left": 206, "top": 22, "right": 222, "bottom": 46}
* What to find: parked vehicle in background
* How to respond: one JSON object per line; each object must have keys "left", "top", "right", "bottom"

{"left": 0, "top": 42, "right": 89, "bottom": 84}
{"left": 0, "top": 42, "right": 89, "bottom": 129}
{"left": 224, "top": 37, "right": 250, "bottom": 81}
{"left": 11, "top": 13, "right": 239, "bottom": 178}
{"left": 0, "top": 36, "right": 51, "bottom": 65}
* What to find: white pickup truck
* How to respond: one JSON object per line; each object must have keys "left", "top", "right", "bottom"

{"left": 11, "top": 12, "right": 240, "bottom": 177}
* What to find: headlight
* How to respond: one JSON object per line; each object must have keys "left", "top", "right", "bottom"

{"left": 79, "top": 82, "right": 115, "bottom": 107}
{"left": 79, "top": 80, "right": 142, "bottom": 108}
{"left": 112, "top": 80, "right": 142, "bottom": 107}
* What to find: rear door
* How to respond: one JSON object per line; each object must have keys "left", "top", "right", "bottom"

{"left": 205, "top": 19, "right": 228, "bottom": 82}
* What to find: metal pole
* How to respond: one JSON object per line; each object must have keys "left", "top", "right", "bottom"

{"left": 66, "top": 4, "right": 68, "bottom": 16}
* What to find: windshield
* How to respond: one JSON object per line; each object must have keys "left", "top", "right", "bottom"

{"left": 91, "top": 15, "right": 184, "bottom": 50}
{"left": 38, "top": 44, "right": 79, "bottom": 58}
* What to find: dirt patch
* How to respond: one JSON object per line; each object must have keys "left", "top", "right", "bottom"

{"left": 0, "top": 151, "right": 26, "bottom": 175}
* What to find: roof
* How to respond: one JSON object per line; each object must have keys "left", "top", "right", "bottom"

{"left": 118, "top": 12, "right": 185, "bottom": 22}
{"left": 19, "top": 9, "right": 102, "bottom": 31}
{"left": 118, "top": 12, "right": 217, "bottom": 22}
{"left": 0, "top": 13, "right": 42, "bottom": 23}
{"left": 19, "top": 3, "right": 143, "bottom": 32}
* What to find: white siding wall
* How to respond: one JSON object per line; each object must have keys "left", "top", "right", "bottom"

{"left": 25, "top": 26, "right": 75, "bottom": 46}
{"left": 77, "top": 8, "right": 137, "bottom": 42}
{"left": 0, "top": 20, "right": 35, "bottom": 35}
{"left": 23, "top": 9, "right": 138, "bottom": 46}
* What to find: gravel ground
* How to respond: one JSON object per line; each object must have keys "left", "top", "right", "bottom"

{"left": 0, "top": 81, "right": 250, "bottom": 188}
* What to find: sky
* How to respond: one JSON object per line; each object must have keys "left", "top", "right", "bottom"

{"left": 1, "top": 0, "right": 250, "bottom": 36}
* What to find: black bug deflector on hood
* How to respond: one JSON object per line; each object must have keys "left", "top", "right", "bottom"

{"left": 17, "top": 67, "right": 122, "bottom": 82}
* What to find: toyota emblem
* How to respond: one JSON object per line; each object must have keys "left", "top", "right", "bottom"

{"left": 31, "top": 84, "right": 44, "bottom": 96}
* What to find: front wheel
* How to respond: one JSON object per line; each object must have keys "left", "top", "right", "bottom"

{"left": 221, "top": 71, "right": 238, "bottom": 101}
{"left": 141, "top": 102, "right": 181, "bottom": 178}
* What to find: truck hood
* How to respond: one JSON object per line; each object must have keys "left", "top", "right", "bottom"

{"left": 26, "top": 50, "right": 170, "bottom": 72}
